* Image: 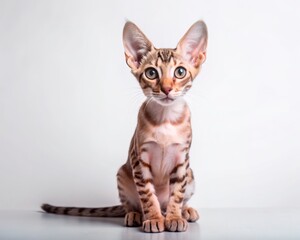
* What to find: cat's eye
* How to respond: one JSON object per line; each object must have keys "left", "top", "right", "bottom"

{"left": 174, "top": 67, "right": 187, "bottom": 79}
{"left": 145, "top": 67, "right": 158, "bottom": 80}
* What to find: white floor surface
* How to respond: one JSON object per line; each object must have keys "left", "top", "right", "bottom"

{"left": 0, "top": 208, "right": 299, "bottom": 240}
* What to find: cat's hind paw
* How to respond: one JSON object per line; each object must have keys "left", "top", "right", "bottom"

{"left": 182, "top": 207, "right": 199, "bottom": 222}
{"left": 125, "top": 212, "right": 142, "bottom": 227}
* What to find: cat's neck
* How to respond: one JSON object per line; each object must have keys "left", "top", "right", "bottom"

{"left": 142, "top": 98, "right": 189, "bottom": 125}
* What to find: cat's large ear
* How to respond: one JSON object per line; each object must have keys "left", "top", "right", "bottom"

{"left": 176, "top": 20, "right": 208, "bottom": 67}
{"left": 123, "top": 21, "right": 153, "bottom": 70}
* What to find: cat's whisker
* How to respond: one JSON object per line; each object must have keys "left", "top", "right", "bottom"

{"left": 127, "top": 88, "right": 146, "bottom": 107}
{"left": 144, "top": 96, "right": 155, "bottom": 110}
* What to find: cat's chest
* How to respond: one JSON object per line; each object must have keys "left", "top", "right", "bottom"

{"left": 149, "top": 123, "right": 186, "bottom": 146}
{"left": 140, "top": 123, "right": 189, "bottom": 182}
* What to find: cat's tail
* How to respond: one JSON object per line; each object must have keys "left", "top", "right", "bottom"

{"left": 41, "top": 203, "right": 126, "bottom": 217}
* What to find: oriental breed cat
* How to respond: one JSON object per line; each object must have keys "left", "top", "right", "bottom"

{"left": 42, "top": 20, "right": 208, "bottom": 233}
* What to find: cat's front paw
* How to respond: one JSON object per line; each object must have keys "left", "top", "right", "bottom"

{"left": 182, "top": 207, "right": 199, "bottom": 222}
{"left": 142, "top": 217, "right": 165, "bottom": 233}
{"left": 165, "top": 217, "right": 188, "bottom": 232}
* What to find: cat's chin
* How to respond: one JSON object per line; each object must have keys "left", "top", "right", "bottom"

{"left": 155, "top": 97, "right": 178, "bottom": 106}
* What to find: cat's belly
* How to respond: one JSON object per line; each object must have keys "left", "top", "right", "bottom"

{"left": 139, "top": 140, "right": 187, "bottom": 210}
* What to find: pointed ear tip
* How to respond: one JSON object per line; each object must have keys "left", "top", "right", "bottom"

{"left": 124, "top": 20, "right": 133, "bottom": 25}
{"left": 193, "top": 20, "right": 208, "bottom": 37}
{"left": 124, "top": 21, "right": 138, "bottom": 29}
{"left": 123, "top": 21, "right": 135, "bottom": 32}
{"left": 123, "top": 21, "right": 138, "bottom": 39}
{"left": 194, "top": 20, "right": 207, "bottom": 28}
{"left": 195, "top": 20, "right": 206, "bottom": 25}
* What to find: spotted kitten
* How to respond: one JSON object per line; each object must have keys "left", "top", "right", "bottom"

{"left": 42, "top": 20, "right": 208, "bottom": 233}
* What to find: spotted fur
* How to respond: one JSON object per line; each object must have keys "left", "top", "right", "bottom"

{"left": 41, "top": 20, "right": 208, "bottom": 233}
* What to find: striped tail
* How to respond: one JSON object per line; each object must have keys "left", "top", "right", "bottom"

{"left": 41, "top": 203, "right": 126, "bottom": 217}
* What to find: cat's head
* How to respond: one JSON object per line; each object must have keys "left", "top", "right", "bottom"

{"left": 123, "top": 20, "right": 208, "bottom": 106}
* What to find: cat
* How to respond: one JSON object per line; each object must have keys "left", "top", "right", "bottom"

{"left": 41, "top": 20, "right": 208, "bottom": 233}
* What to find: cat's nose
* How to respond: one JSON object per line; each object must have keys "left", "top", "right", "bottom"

{"left": 161, "top": 87, "right": 172, "bottom": 96}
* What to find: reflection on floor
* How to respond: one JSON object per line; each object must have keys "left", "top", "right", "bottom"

{"left": 0, "top": 208, "right": 299, "bottom": 240}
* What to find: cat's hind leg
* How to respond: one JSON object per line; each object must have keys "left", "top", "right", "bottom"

{"left": 182, "top": 168, "right": 199, "bottom": 222}
{"left": 117, "top": 164, "right": 142, "bottom": 227}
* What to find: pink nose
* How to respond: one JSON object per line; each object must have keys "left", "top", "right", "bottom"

{"left": 161, "top": 87, "right": 172, "bottom": 96}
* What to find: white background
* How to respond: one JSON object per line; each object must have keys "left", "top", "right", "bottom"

{"left": 0, "top": 0, "right": 299, "bottom": 210}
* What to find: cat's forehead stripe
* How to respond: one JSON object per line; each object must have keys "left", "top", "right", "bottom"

{"left": 157, "top": 49, "right": 175, "bottom": 63}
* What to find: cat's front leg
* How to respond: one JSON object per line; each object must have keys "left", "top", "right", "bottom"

{"left": 165, "top": 151, "right": 190, "bottom": 232}
{"left": 131, "top": 157, "right": 165, "bottom": 233}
